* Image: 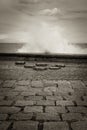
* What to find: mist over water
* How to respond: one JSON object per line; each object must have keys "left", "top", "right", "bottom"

{"left": 18, "top": 43, "right": 87, "bottom": 54}
{"left": 17, "top": 20, "right": 68, "bottom": 53}
{"left": 0, "top": 0, "right": 87, "bottom": 54}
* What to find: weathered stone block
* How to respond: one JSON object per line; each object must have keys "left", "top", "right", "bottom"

{"left": 45, "top": 106, "right": 66, "bottom": 113}
{"left": 13, "top": 121, "right": 38, "bottom": 130}
{"left": 43, "top": 122, "right": 69, "bottom": 130}
{"left": 0, "top": 107, "right": 21, "bottom": 114}
{"left": 36, "top": 113, "right": 60, "bottom": 121}
{"left": 71, "top": 121, "right": 87, "bottom": 130}
{"left": 24, "top": 106, "right": 43, "bottom": 113}
{"left": 0, "top": 114, "right": 8, "bottom": 121}
{"left": 68, "top": 106, "right": 87, "bottom": 113}
{"left": 0, "top": 122, "right": 11, "bottom": 130}
{"left": 36, "top": 100, "right": 55, "bottom": 106}
{"left": 62, "top": 113, "right": 83, "bottom": 121}
{"left": 16, "top": 80, "right": 30, "bottom": 86}
{"left": 56, "top": 101, "right": 74, "bottom": 106}
{"left": 15, "top": 100, "right": 35, "bottom": 106}
{"left": 10, "top": 113, "right": 33, "bottom": 120}
{"left": 31, "top": 81, "right": 43, "bottom": 88}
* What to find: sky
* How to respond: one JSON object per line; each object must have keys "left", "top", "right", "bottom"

{"left": 0, "top": 0, "right": 87, "bottom": 54}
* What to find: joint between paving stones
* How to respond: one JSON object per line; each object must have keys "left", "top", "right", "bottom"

{"left": 67, "top": 121, "right": 73, "bottom": 130}
{"left": 7, "top": 122, "right": 13, "bottom": 130}
{"left": 38, "top": 122, "right": 44, "bottom": 130}
{"left": 6, "top": 114, "right": 11, "bottom": 121}
{"left": 59, "top": 113, "right": 63, "bottom": 121}
{"left": 65, "top": 106, "right": 69, "bottom": 113}
{"left": 11, "top": 101, "right": 15, "bottom": 106}
{"left": 43, "top": 106, "right": 46, "bottom": 113}
{"left": 72, "top": 101, "right": 77, "bottom": 106}
{"left": 81, "top": 96, "right": 84, "bottom": 101}
{"left": 54, "top": 101, "right": 56, "bottom": 106}
{"left": 43, "top": 96, "right": 46, "bottom": 100}
{"left": 19, "top": 106, "right": 25, "bottom": 112}
{"left": 31, "top": 113, "right": 36, "bottom": 121}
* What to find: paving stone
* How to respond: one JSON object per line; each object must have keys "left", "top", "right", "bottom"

{"left": 54, "top": 64, "right": 65, "bottom": 67}
{"left": 70, "top": 80, "right": 86, "bottom": 89}
{"left": 62, "top": 93, "right": 81, "bottom": 101}
{"left": 15, "top": 100, "right": 35, "bottom": 106}
{"left": 85, "top": 90, "right": 87, "bottom": 95}
{"left": 10, "top": 113, "right": 33, "bottom": 120}
{"left": 31, "top": 81, "right": 43, "bottom": 88}
{"left": 0, "top": 107, "right": 21, "bottom": 114}
{"left": 24, "top": 63, "right": 35, "bottom": 68}
{"left": 68, "top": 106, "right": 87, "bottom": 113}
{"left": 83, "top": 96, "right": 87, "bottom": 101}
{"left": 36, "top": 113, "right": 60, "bottom": 121}
{"left": 46, "top": 106, "right": 66, "bottom": 113}
{"left": 44, "top": 86, "right": 57, "bottom": 93}
{"left": 0, "top": 92, "right": 8, "bottom": 96}
{"left": 14, "top": 86, "right": 29, "bottom": 91}
{"left": 15, "top": 61, "right": 25, "bottom": 65}
{"left": 16, "top": 80, "right": 30, "bottom": 86}
{"left": 43, "top": 122, "right": 69, "bottom": 130}
{"left": 83, "top": 81, "right": 87, "bottom": 86}
{"left": 0, "top": 80, "right": 3, "bottom": 85}
{"left": 21, "top": 91, "right": 37, "bottom": 96}
{"left": 43, "top": 80, "right": 57, "bottom": 87}
{"left": 7, "top": 91, "right": 19, "bottom": 96}
{"left": 28, "top": 88, "right": 42, "bottom": 93}
{"left": 0, "top": 96, "right": 4, "bottom": 100}
{"left": 0, "top": 88, "right": 13, "bottom": 92}
{"left": 25, "top": 96, "right": 43, "bottom": 101}
{"left": 37, "top": 91, "right": 52, "bottom": 96}
{"left": 58, "top": 80, "right": 72, "bottom": 89}
{"left": 0, "top": 100, "right": 13, "bottom": 106}
{"left": 55, "top": 89, "right": 74, "bottom": 95}
{"left": 13, "top": 121, "right": 38, "bottom": 130}
{"left": 36, "top": 63, "right": 48, "bottom": 66}
{"left": 49, "top": 66, "right": 61, "bottom": 70}
{"left": 5, "top": 92, "right": 19, "bottom": 100}
{"left": 62, "top": 113, "right": 83, "bottom": 121}
{"left": 71, "top": 121, "right": 87, "bottom": 130}
{"left": 24, "top": 106, "right": 43, "bottom": 113}
{"left": 20, "top": 88, "right": 42, "bottom": 95}
{"left": 74, "top": 90, "right": 86, "bottom": 96}
{"left": 2, "top": 80, "right": 16, "bottom": 88}
{"left": 33, "top": 66, "right": 47, "bottom": 71}
{"left": 36, "top": 100, "right": 55, "bottom": 106}
{"left": 56, "top": 101, "right": 74, "bottom": 106}
{"left": 46, "top": 96, "right": 63, "bottom": 101}
{"left": 13, "top": 95, "right": 24, "bottom": 100}
{"left": 57, "top": 80, "right": 74, "bottom": 93}
{"left": 74, "top": 87, "right": 87, "bottom": 94}
{"left": 0, "top": 122, "right": 11, "bottom": 130}
{"left": 0, "top": 114, "right": 8, "bottom": 121}
{"left": 83, "top": 114, "right": 87, "bottom": 120}
{"left": 75, "top": 100, "right": 87, "bottom": 106}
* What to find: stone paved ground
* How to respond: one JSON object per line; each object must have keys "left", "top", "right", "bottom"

{"left": 0, "top": 56, "right": 87, "bottom": 130}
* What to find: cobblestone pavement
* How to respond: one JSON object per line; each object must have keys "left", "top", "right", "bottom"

{"left": 0, "top": 58, "right": 87, "bottom": 130}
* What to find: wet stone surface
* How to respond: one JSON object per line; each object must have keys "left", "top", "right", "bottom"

{"left": 0, "top": 58, "right": 87, "bottom": 130}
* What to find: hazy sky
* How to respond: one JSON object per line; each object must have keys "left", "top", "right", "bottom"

{"left": 0, "top": 0, "right": 87, "bottom": 54}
